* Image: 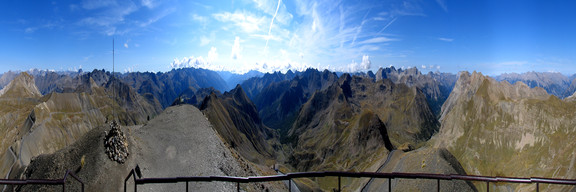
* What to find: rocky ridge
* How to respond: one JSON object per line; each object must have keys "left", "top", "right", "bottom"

{"left": 433, "top": 71, "right": 576, "bottom": 191}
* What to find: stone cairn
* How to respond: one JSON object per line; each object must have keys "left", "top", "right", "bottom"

{"left": 104, "top": 120, "right": 129, "bottom": 163}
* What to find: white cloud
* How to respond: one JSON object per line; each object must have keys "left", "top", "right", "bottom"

{"left": 437, "top": 37, "right": 454, "bottom": 42}
{"left": 421, "top": 65, "right": 427, "bottom": 69}
{"left": 361, "top": 55, "right": 371, "bottom": 69}
{"left": 200, "top": 36, "right": 210, "bottom": 46}
{"left": 124, "top": 43, "right": 128, "bottom": 48}
{"left": 252, "top": 0, "right": 293, "bottom": 25}
{"left": 357, "top": 37, "right": 399, "bottom": 45}
{"left": 78, "top": 1, "right": 139, "bottom": 36}
{"left": 213, "top": 11, "right": 267, "bottom": 33}
{"left": 207, "top": 47, "right": 218, "bottom": 64}
{"left": 141, "top": 0, "right": 156, "bottom": 9}
{"left": 231, "top": 36, "right": 242, "bottom": 60}
{"left": 191, "top": 14, "right": 209, "bottom": 28}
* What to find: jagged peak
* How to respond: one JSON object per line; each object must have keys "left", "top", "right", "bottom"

{"left": 0, "top": 72, "right": 42, "bottom": 98}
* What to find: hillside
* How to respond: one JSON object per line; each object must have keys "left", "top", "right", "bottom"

{"left": 0, "top": 72, "right": 159, "bottom": 182}
{"left": 433, "top": 71, "right": 576, "bottom": 191}
{"left": 17, "top": 105, "right": 283, "bottom": 191}
{"left": 375, "top": 67, "right": 457, "bottom": 116}
{"left": 286, "top": 74, "right": 439, "bottom": 190}
{"left": 199, "top": 85, "right": 280, "bottom": 164}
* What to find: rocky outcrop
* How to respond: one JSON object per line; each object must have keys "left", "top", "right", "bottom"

{"left": 433, "top": 71, "right": 576, "bottom": 191}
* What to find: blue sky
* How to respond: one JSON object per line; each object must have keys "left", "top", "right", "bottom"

{"left": 1, "top": 0, "right": 575, "bottom": 75}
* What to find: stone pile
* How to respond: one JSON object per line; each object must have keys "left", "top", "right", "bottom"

{"left": 104, "top": 121, "right": 129, "bottom": 163}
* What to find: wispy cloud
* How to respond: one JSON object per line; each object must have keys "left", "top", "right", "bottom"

{"left": 141, "top": 0, "right": 156, "bottom": 9}
{"left": 435, "top": 0, "right": 448, "bottom": 12}
{"left": 357, "top": 37, "right": 399, "bottom": 44}
{"left": 437, "top": 37, "right": 454, "bottom": 42}
{"left": 264, "top": 0, "right": 283, "bottom": 52}
{"left": 212, "top": 11, "right": 267, "bottom": 33}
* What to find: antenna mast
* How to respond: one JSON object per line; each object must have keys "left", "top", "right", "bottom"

{"left": 112, "top": 38, "right": 116, "bottom": 121}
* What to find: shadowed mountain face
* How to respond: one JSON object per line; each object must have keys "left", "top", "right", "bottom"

{"left": 241, "top": 70, "right": 299, "bottom": 99}
{"left": 199, "top": 85, "right": 280, "bottom": 164}
{"left": 0, "top": 72, "right": 160, "bottom": 182}
{"left": 252, "top": 69, "right": 339, "bottom": 138}
{"left": 288, "top": 74, "right": 439, "bottom": 173}
{"left": 433, "top": 71, "right": 576, "bottom": 191}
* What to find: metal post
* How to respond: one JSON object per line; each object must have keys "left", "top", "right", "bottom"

{"left": 338, "top": 176, "right": 341, "bottom": 192}
{"left": 289, "top": 179, "right": 292, "bottom": 192}
{"left": 536, "top": 182, "right": 539, "bottom": 192}
{"left": 134, "top": 171, "right": 137, "bottom": 192}
{"left": 186, "top": 181, "right": 188, "bottom": 192}
{"left": 388, "top": 178, "right": 391, "bottom": 192}
{"left": 486, "top": 181, "right": 489, "bottom": 192}
{"left": 437, "top": 179, "right": 440, "bottom": 192}
{"left": 236, "top": 182, "right": 240, "bottom": 192}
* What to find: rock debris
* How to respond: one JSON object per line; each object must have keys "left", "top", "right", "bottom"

{"left": 104, "top": 121, "right": 129, "bottom": 163}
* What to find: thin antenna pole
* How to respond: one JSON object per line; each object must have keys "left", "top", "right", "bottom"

{"left": 113, "top": 38, "right": 116, "bottom": 121}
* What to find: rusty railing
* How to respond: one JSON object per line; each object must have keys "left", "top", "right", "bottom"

{"left": 124, "top": 167, "right": 576, "bottom": 192}
{"left": 0, "top": 170, "right": 84, "bottom": 192}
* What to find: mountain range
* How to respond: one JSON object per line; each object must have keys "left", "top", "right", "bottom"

{"left": 1, "top": 67, "right": 576, "bottom": 191}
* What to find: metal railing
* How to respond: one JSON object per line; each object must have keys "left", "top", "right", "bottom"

{"left": 0, "top": 170, "right": 84, "bottom": 192}
{"left": 124, "top": 167, "right": 576, "bottom": 192}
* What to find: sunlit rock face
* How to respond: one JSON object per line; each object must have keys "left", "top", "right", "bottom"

{"left": 433, "top": 71, "right": 576, "bottom": 191}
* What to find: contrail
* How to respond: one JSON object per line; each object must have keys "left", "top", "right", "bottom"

{"left": 377, "top": 17, "right": 397, "bottom": 35}
{"left": 265, "top": 0, "right": 282, "bottom": 53}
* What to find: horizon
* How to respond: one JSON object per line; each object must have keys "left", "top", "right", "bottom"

{"left": 3, "top": 65, "right": 576, "bottom": 78}
{"left": 1, "top": 0, "right": 575, "bottom": 75}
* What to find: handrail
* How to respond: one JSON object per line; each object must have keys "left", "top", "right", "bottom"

{"left": 124, "top": 169, "right": 576, "bottom": 192}
{"left": 0, "top": 170, "right": 84, "bottom": 192}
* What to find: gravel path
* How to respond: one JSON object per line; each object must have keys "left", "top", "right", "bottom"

{"left": 132, "top": 105, "right": 248, "bottom": 191}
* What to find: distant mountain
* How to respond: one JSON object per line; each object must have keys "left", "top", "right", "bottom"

{"left": 217, "top": 70, "right": 264, "bottom": 91}
{"left": 240, "top": 70, "right": 299, "bottom": 99}
{"left": 434, "top": 71, "right": 576, "bottom": 191}
{"left": 121, "top": 68, "right": 228, "bottom": 108}
{"left": 495, "top": 71, "right": 574, "bottom": 98}
{"left": 199, "top": 85, "right": 280, "bottom": 164}
{"left": 375, "top": 67, "right": 457, "bottom": 117}
{"left": 288, "top": 74, "right": 438, "bottom": 170}
{"left": 171, "top": 87, "right": 221, "bottom": 107}
{"left": 252, "top": 69, "right": 338, "bottom": 137}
